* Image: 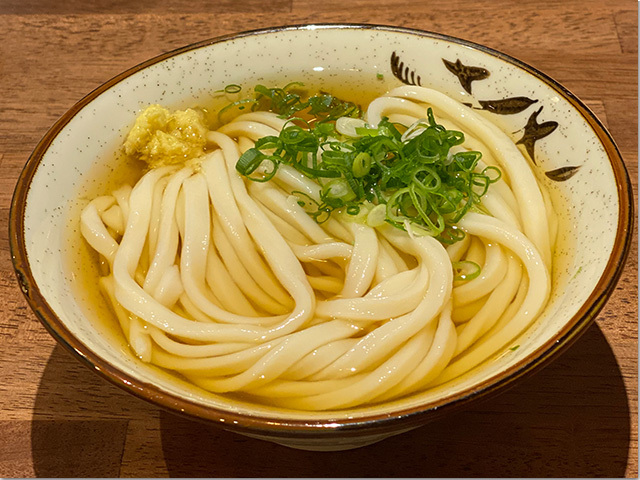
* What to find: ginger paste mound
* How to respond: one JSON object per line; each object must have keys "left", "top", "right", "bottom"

{"left": 123, "top": 105, "right": 208, "bottom": 168}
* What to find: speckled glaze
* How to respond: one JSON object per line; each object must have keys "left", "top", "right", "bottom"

{"left": 10, "top": 25, "right": 634, "bottom": 451}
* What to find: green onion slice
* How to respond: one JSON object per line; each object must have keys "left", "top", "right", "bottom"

{"left": 452, "top": 261, "right": 482, "bottom": 281}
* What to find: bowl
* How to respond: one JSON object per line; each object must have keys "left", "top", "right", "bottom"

{"left": 10, "top": 24, "right": 634, "bottom": 451}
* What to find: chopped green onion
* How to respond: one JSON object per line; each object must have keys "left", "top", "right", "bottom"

{"left": 232, "top": 85, "right": 501, "bottom": 243}
{"left": 366, "top": 204, "right": 387, "bottom": 227}
{"left": 352, "top": 152, "right": 372, "bottom": 178}
{"left": 218, "top": 98, "right": 258, "bottom": 120}
{"left": 452, "top": 261, "right": 481, "bottom": 281}
{"left": 224, "top": 84, "right": 242, "bottom": 94}
{"left": 322, "top": 178, "right": 356, "bottom": 205}
{"left": 235, "top": 148, "right": 279, "bottom": 182}
{"left": 235, "top": 148, "right": 264, "bottom": 175}
{"left": 215, "top": 83, "right": 243, "bottom": 94}
{"left": 346, "top": 205, "right": 361, "bottom": 215}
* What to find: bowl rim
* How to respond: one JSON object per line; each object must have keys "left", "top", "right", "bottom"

{"left": 9, "top": 23, "right": 635, "bottom": 436}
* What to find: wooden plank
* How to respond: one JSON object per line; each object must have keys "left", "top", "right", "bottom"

{"left": 614, "top": 8, "right": 639, "bottom": 54}
{"left": 119, "top": 418, "right": 168, "bottom": 478}
{"left": 1, "top": 0, "right": 293, "bottom": 14}
{"left": 0, "top": 419, "right": 129, "bottom": 477}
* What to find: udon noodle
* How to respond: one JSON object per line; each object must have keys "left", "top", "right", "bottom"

{"left": 80, "top": 85, "right": 555, "bottom": 410}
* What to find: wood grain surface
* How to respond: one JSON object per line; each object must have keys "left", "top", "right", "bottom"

{"left": 0, "top": 0, "right": 637, "bottom": 477}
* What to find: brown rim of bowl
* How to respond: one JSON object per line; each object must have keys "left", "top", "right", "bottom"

{"left": 9, "top": 23, "right": 634, "bottom": 437}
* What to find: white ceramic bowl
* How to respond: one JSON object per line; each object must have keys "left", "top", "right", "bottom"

{"left": 10, "top": 24, "right": 633, "bottom": 451}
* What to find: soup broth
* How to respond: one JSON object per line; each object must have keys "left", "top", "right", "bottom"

{"left": 67, "top": 79, "right": 560, "bottom": 411}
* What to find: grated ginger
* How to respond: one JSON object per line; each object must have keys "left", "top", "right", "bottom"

{"left": 123, "top": 105, "right": 208, "bottom": 168}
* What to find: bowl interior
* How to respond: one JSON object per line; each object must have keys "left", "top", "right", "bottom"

{"left": 15, "top": 25, "right": 629, "bottom": 424}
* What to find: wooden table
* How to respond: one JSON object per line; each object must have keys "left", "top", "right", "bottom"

{"left": 0, "top": 0, "right": 636, "bottom": 477}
